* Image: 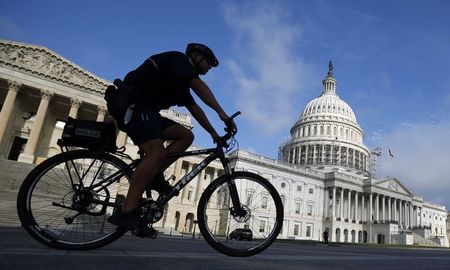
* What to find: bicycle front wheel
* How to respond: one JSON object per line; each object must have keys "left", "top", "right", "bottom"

{"left": 197, "top": 171, "right": 283, "bottom": 257}
{"left": 17, "top": 150, "right": 132, "bottom": 250}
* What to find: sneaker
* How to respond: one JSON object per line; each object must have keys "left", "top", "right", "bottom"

{"left": 133, "top": 225, "right": 158, "bottom": 239}
{"left": 107, "top": 210, "right": 141, "bottom": 231}
{"left": 147, "top": 173, "right": 178, "bottom": 196}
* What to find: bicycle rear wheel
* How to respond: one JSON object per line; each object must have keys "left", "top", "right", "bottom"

{"left": 17, "top": 150, "right": 132, "bottom": 250}
{"left": 197, "top": 171, "right": 283, "bottom": 257}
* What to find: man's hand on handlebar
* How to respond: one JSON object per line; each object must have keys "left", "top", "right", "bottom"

{"left": 224, "top": 117, "right": 237, "bottom": 135}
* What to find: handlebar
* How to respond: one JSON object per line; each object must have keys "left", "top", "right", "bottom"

{"left": 217, "top": 111, "right": 241, "bottom": 148}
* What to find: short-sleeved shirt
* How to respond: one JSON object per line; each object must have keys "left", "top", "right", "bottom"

{"left": 123, "top": 51, "right": 198, "bottom": 110}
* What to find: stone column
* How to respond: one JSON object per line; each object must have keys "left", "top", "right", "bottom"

{"left": 96, "top": 105, "right": 107, "bottom": 122}
{"left": 116, "top": 131, "right": 128, "bottom": 148}
{"left": 361, "top": 193, "right": 365, "bottom": 222}
{"left": 382, "top": 195, "right": 386, "bottom": 221}
{"left": 173, "top": 158, "right": 184, "bottom": 182}
{"left": 181, "top": 163, "right": 193, "bottom": 200}
{"left": 419, "top": 207, "right": 423, "bottom": 226}
{"left": 400, "top": 201, "right": 404, "bottom": 228}
{"left": 409, "top": 203, "right": 413, "bottom": 228}
{"left": 292, "top": 147, "right": 296, "bottom": 164}
{"left": 331, "top": 187, "right": 336, "bottom": 221}
{"left": 18, "top": 90, "right": 53, "bottom": 163}
{"left": 369, "top": 193, "right": 373, "bottom": 222}
{"left": 322, "top": 144, "right": 325, "bottom": 164}
{"left": 68, "top": 98, "right": 82, "bottom": 119}
{"left": 388, "top": 197, "right": 391, "bottom": 222}
{"left": 0, "top": 81, "right": 21, "bottom": 147}
{"left": 317, "top": 186, "right": 323, "bottom": 217}
{"left": 355, "top": 192, "right": 359, "bottom": 221}
{"left": 340, "top": 188, "right": 344, "bottom": 219}
{"left": 306, "top": 145, "right": 310, "bottom": 164}
{"left": 394, "top": 199, "right": 397, "bottom": 223}
{"left": 324, "top": 188, "right": 330, "bottom": 218}
{"left": 375, "top": 194, "right": 379, "bottom": 221}
{"left": 194, "top": 168, "right": 206, "bottom": 202}
{"left": 347, "top": 190, "right": 351, "bottom": 221}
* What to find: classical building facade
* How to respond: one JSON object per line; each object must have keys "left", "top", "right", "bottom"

{"left": 227, "top": 63, "right": 448, "bottom": 246}
{"left": 0, "top": 39, "right": 226, "bottom": 235}
{"left": 0, "top": 39, "right": 447, "bottom": 246}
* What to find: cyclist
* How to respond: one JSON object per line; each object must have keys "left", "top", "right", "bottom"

{"left": 108, "top": 43, "right": 236, "bottom": 235}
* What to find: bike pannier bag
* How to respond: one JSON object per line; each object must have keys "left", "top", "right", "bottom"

{"left": 57, "top": 117, "right": 117, "bottom": 152}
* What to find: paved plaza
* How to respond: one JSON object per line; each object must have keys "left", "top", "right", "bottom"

{"left": 1, "top": 226, "right": 450, "bottom": 270}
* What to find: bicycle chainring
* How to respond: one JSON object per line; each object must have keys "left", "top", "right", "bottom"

{"left": 141, "top": 199, "right": 164, "bottom": 224}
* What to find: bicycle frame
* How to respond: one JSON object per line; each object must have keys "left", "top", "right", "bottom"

{"left": 74, "top": 143, "right": 244, "bottom": 216}
{"left": 158, "top": 146, "right": 232, "bottom": 206}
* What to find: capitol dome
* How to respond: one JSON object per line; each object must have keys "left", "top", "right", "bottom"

{"left": 279, "top": 62, "right": 370, "bottom": 173}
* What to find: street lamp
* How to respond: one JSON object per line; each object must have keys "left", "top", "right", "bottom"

{"left": 192, "top": 220, "right": 198, "bottom": 239}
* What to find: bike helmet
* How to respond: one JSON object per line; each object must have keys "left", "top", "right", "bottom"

{"left": 186, "top": 43, "right": 219, "bottom": 67}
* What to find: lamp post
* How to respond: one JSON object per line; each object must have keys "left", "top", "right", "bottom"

{"left": 192, "top": 220, "right": 198, "bottom": 239}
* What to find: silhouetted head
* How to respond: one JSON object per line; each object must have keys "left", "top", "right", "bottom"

{"left": 186, "top": 43, "right": 218, "bottom": 75}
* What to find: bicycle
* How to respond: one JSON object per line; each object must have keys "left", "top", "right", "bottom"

{"left": 17, "top": 112, "right": 284, "bottom": 257}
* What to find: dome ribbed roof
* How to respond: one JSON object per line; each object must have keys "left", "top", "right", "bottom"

{"left": 298, "top": 62, "right": 358, "bottom": 124}
{"left": 300, "top": 93, "right": 357, "bottom": 122}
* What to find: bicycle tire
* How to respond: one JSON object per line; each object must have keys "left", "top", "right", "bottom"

{"left": 197, "top": 171, "right": 283, "bottom": 257}
{"left": 17, "top": 150, "right": 131, "bottom": 250}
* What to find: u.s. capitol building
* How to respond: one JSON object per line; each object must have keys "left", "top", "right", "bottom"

{"left": 0, "top": 39, "right": 447, "bottom": 246}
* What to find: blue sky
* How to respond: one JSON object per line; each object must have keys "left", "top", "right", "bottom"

{"left": 1, "top": 0, "right": 450, "bottom": 209}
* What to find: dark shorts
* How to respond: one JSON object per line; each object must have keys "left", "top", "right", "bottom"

{"left": 123, "top": 104, "right": 177, "bottom": 145}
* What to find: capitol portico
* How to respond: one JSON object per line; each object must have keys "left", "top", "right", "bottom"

{"left": 0, "top": 39, "right": 448, "bottom": 247}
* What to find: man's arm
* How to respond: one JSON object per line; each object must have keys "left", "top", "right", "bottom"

{"left": 189, "top": 78, "right": 236, "bottom": 133}
{"left": 186, "top": 104, "right": 220, "bottom": 142}
{"left": 189, "top": 78, "right": 228, "bottom": 120}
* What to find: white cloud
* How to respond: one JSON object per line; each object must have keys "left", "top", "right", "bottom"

{"left": 371, "top": 122, "right": 450, "bottom": 209}
{"left": 223, "top": 2, "right": 313, "bottom": 136}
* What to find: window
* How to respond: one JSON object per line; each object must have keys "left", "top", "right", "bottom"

{"left": 261, "top": 196, "right": 268, "bottom": 209}
{"left": 307, "top": 205, "right": 313, "bottom": 216}
{"left": 297, "top": 185, "right": 302, "bottom": 192}
{"left": 187, "top": 189, "right": 192, "bottom": 201}
{"left": 306, "top": 225, "right": 312, "bottom": 237}
{"left": 295, "top": 203, "right": 301, "bottom": 214}
{"left": 259, "top": 220, "right": 266, "bottom": 233}
{"left": 309, "top": 188, "right": 314, "bottom": 194}
{"left": 281, "top": 182, "right": 286, "bottom": 188}
{"left": 294, "top": 225, "right": 299, "bottom": 236}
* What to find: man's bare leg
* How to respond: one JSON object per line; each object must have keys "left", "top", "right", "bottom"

{"left": 121, "top": 139, "right": 167, "bottom": 212}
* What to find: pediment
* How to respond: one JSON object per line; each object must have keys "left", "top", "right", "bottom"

{"left": 0, "top": 39, "right": 109, "bottom": 94}
{"left": 375, "top": 178, "right": 412, "bottom": 196}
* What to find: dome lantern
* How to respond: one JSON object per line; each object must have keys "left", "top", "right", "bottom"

{"left": 322, "top": 61, "right": 337, "bottom": 95}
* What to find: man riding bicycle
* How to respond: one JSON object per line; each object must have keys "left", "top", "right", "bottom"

{"left": 107, "top": 43, "right": 237, "bottom": 236}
